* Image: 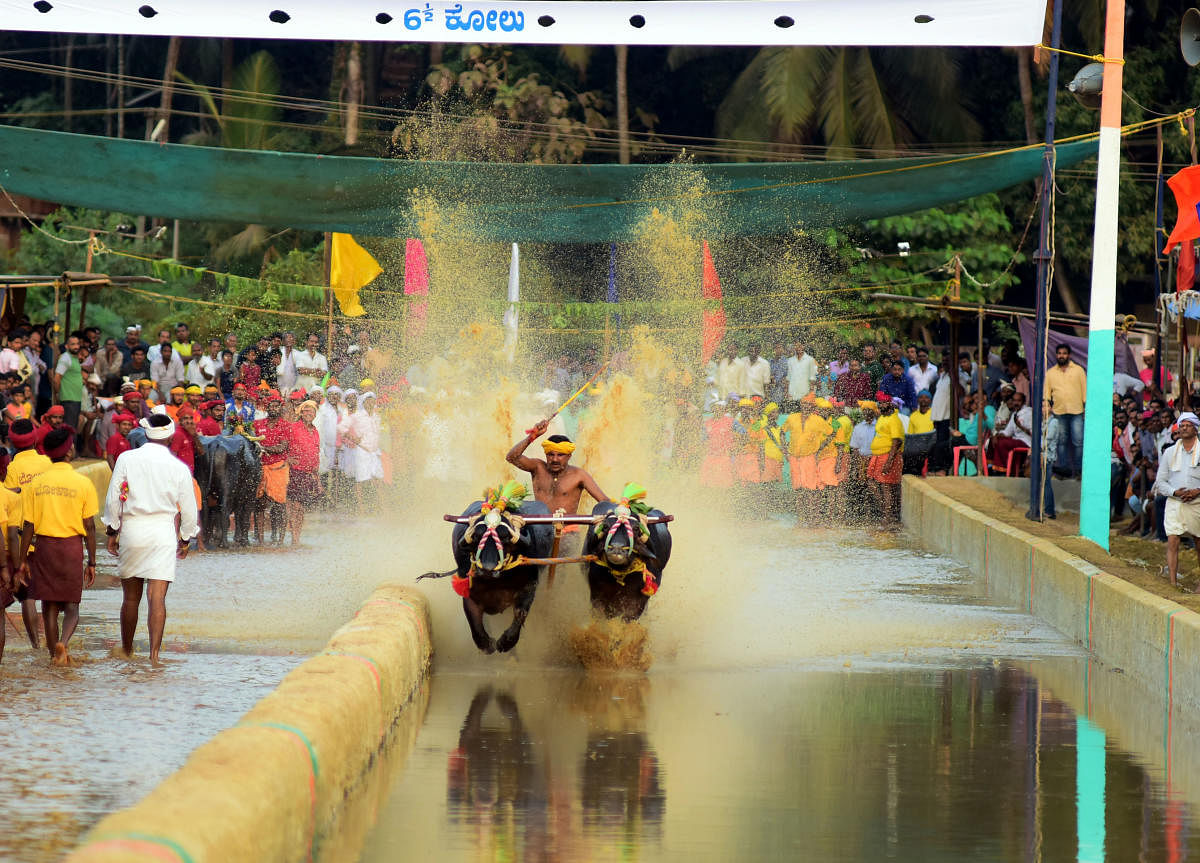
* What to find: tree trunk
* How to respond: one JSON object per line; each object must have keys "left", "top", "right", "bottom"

{"left": 63, "top": 35, "right": 75, "bottom": 131}
{"left": 158, "top": 36, "right": 181, "bottom": 141}
{"left": 429, "top": 43, "right": 444, "bottom": 66}
{"left": 1017, "top": 46, "right": 1036, "bottom": 145}
{"left": 1053, "top": 256, "right": 1084, "bottom": 316}
{"left": 615, "top": 44, "right": 630, "bottom": 164}
{"left": 345, "top": 42, "right": 363, "bottom": 147}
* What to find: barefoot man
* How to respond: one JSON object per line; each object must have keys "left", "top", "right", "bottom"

{"left": 16, "top": 428, "right": 98, "bottom": 665}
{"left": 1157, "top": 411, "right": 1200, "bottom": 591}
{"left": 506, "top": 422, "right": 608, "bottom": 515}
{"left": 102, "top": 412, "right": 199, "bottom": 664}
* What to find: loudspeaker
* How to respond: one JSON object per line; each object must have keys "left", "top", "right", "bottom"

{"left": 1067, "top": 62, "right": 1105, "bottom": 109}
{"left": 1183, "top": 8, "right": 1200, "bottom": 67}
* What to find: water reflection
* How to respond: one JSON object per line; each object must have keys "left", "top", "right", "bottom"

{"left": 360, "top": 665, "right": 1200, "bottom": 863}
{"left": 441, "top": 677, "right": 665, "bottom": 862}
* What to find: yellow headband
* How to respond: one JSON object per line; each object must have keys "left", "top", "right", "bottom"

{"left": 542, "top": 440, "right": 576, "bottom": 455}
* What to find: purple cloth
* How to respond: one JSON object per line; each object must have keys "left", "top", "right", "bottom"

{"left": 1018, "top": 318, "right": 1136, "bottom": 376}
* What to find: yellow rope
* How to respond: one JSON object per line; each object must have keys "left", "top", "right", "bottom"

{"left": 1035, "top": 43, "right": 1124, "bottom": 65}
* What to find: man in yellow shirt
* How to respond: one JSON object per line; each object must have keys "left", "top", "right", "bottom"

{"left": 783, "top": 395, "right": 833, "bottom": 519}
{"left": 1043, "top": 343, "right": 1087, "bottom": 478}
{"left": 867, "top": 395, "right": 905, "bottom": 526}
{"left": 903, "top": 389, "right": 936, "bottom": 475}
{"left": 17, "top": 428, "right": 98, "bottom": 666}
{"left": 5, "top": 418, "right": 50, "bottom": 650}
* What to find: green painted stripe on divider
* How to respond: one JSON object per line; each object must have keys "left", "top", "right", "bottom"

{"left": 241, "top": 721, "right": 321, "bottom": 780}
{"left": 1079, "top": 327, "right": 1116, "bottom": 550}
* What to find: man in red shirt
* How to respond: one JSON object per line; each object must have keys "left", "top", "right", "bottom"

{"left": 169, "top": 406, "right": 197, "bottom": 474}
{"left": 106, "top": 412, "right": 136, "bottom": 469}
{"left": 286, "top": 399, "right": 321, "bottom": 546}
{"left": 197, "top": 400, "right": 224, "bottom": 436}
{"left": 254, "top": 392, "right": 290, "bottom": 545}
{"left": 35, "top": 405, "right": 64, "bottom": 453}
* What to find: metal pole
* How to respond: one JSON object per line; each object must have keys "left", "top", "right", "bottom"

{"left": 1078, "top": 0, "right": 1126, "bottom": 550}
{"left": 1028, "top": 0, "right": 1063, "bottom": 520}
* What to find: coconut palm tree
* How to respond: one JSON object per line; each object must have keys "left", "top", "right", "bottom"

{"left": 672, "top": 45, "right": 980, "bottom": 157}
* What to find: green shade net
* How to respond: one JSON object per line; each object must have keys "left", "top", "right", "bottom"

{"left": 0, "top": 125, "right": 1097, "bottom": 241}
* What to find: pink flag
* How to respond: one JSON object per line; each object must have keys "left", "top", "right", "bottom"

{"left": 404, "top": 238, "right": 429, "bottom": 341}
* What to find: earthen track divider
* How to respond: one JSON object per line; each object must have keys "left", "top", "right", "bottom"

{"left": 64, "top": 583, "right": 434, "bottom": 863}
{"left": 902, "top": 476, "right": 1200, "bottom": 715}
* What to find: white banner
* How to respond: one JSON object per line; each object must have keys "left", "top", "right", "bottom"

{"left": 1, "top": 0, "right": 1046, "bottom": 46}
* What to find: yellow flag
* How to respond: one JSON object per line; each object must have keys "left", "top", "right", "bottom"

{"left": 330, "top": 232, "right": 381, "bottom": 317}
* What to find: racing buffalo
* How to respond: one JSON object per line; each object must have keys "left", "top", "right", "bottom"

{"left": 582, "top": 493, "right": 672, "bottom": 621}
{"left": 420, "top": 484, "right": 553, "bottom": 654}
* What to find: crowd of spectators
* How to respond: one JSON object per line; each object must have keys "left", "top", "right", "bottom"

{"left": 0, "top": 318, "right": 399, "bottom": 545}
{"left": 700, "top": 337, "right": 1189, "bottom": 537}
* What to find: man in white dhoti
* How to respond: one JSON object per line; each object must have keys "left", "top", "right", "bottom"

{"left": 347, "top": 391, "right": 384, "bottom": 512}
{"left": 102, "top": 413, "right": 199, "bottom": 664}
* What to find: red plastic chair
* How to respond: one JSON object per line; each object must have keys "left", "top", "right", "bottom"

{"left": 1005, "top": 446, "right": 1030, "bottom": 477}
{"left": 952, "top": 443, "right": 989, "bottom": 476}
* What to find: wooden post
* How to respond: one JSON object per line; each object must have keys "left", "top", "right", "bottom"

{"left": 79, "top": 231, "right": 95, "bottom": 330}
{"left": 949, "top": 311, "right": 961, "bottom": 425}
{"left": 63, "top": 276, "right": 73, "bottom": 338}
{"left": 977, "top": 301, "right": 985, "bottom": 471}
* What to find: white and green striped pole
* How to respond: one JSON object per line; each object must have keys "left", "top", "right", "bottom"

{"left": 1078, "top": 0, "right": 1126, "bottom": 549}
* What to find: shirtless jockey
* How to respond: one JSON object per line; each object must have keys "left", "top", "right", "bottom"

{"left": 506, "top": 421, "right": 607, "bottom": 515}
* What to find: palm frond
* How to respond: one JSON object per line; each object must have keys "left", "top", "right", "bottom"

{"left": 848, "top": 49, "right": 901, "bottom": 151}
{"left": 761, "top": 46, "right": 825, "bottom": 142}
{"left": 212, "top": 224, "right": 270, "bottom": 263}
{"left": 224, "top": 50, "right": 283, "bottom": 150}
{"left": 714, "top": 49, "right": 770, "bottom": 142}
{"left": 559, "top": 45, "right": 593, "bottom": 77}
{"left": 817, "top": 48, "right": 856, "bottom": 155}
{"left": 666, "top": 45, "right": 729, "bottom": 70}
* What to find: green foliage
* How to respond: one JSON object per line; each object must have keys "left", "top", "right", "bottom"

{"left": 823, "top": 194, "right": 1024, "bottom": 340}
{"left": 407, "top": 44, "right": 609, "bottom": 164}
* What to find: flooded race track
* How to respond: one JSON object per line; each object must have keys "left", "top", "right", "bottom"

{"left": 0, "top": 515, "right": 393, "bottom": 862}
{"left": 357, "top": 516, "right": 1200, "bottom": 863}
{"left": 3, "top": 509, "right": 1199, "bottom": 862}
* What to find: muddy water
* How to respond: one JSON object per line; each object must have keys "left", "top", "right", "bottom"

{"left": 358, "top": 521, "right": 1200, "bottom": 863}
{"left": 0, "top": 515, "right": 396, "bottom": 862}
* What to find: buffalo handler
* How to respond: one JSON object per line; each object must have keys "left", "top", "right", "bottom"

{"left": 102, "top": 412, "right": 199, "bottom": 665}
{"left": 506, "top": 422, "right": 608, "bottom": 515}
{"left": 16, "top": 427, "right": 98, "bottom": 666}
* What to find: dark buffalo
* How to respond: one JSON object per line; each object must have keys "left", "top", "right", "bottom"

{"left": 198, "top": 433, "right": 262, "bottom": 548}
{"left": 422, "top": 499, "right": 553, "bottom": 654}
{"left": 583, "top": 500, "right": 672, "bottom": 621}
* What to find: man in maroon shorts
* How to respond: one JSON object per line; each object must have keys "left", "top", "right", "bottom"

{"left": 17, "top": 427, "right": 98, "bottom": 666}
{"left": 866, "top": 394, "right": 905, "bottom": 526}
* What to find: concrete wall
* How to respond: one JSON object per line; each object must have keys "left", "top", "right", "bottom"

{"left": 65, "top": 584, "right": 433, "bottom": 863}
{"left": 902, "top": 476, "right": 1200, "bottom": 715}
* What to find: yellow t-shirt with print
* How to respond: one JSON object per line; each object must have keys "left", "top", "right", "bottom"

{"left": 5, "top": 449, "right": 51, "bottom": 491}
{"left": 22, "top": 462, "right": 99, "bottom": 538}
